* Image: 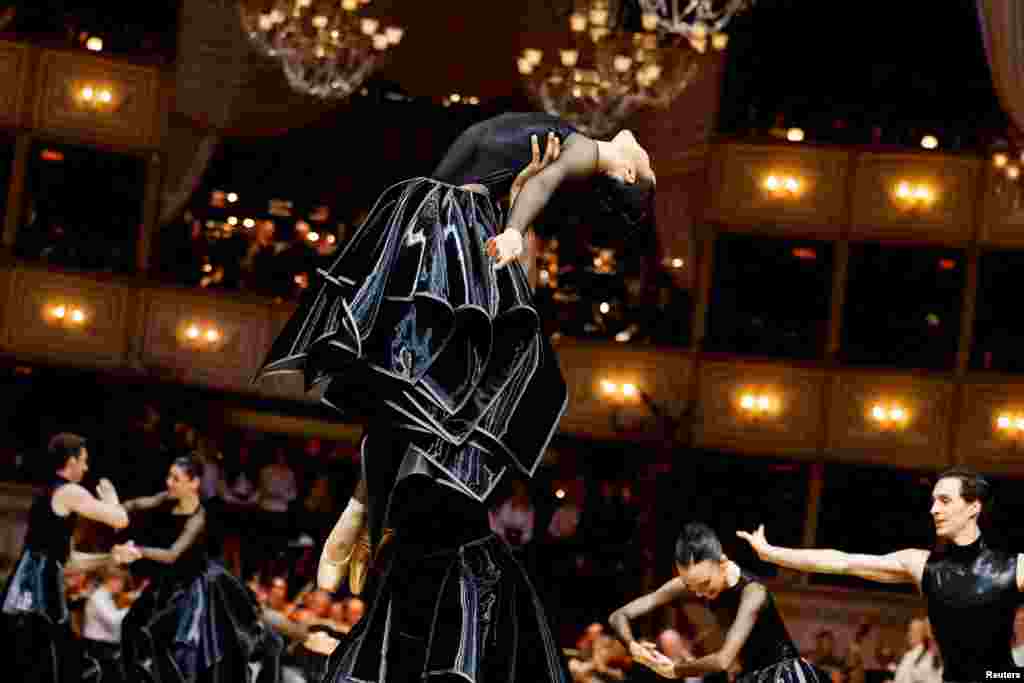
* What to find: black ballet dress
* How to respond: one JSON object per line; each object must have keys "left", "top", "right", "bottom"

{"left": 921, "top": 536, "right": 1021, "bottom": 682}
{"left": 0, "top": 476, "right": 95, "bottom": 683}
{"left": 119, "top": 501, "right": 283, "bottom": 683}
{"left": 706, "top": 571, "right": 827, "bottom": 683}
{"left": 255, "top": 113, "right": 617, "bottom": 683}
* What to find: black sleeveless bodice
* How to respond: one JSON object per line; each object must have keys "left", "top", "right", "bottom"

{"left": 706, "top": 570, "right": 799, "bottom": 672}
{"left": 922, "top": 536, "right": 1019, "bottom": 680}
{"left": 431, "top": 112, "right": 578, "bottom": 196}
{"left": 23, "top": 478, "right": 76, "bottom": 562}
{"left": 135, "top": 501, "right": 208, "bottom": 583}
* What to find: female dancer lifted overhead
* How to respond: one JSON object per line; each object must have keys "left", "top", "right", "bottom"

{"left": 256, "top": 112, "right": 656, "bottom": 683}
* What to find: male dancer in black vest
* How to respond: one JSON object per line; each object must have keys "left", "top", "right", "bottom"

{"left": 738, "top": 467, "right": 1022, "bottom": 682}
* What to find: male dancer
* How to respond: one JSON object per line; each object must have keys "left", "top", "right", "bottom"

{"left": 738, "top": 467, "right": 1022, "bottom": 681}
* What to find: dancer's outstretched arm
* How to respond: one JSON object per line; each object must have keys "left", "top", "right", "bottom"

{"left": 55, "top": 478, "right": 129, "bottom": 530}
{"left": 117, "top": 508, "right": 206, "bottom": 565}
{"left": 737, "top": 525, "right": 928, "bottom": 586}
{"left": 122, "top": 491, "right": 170, "bottom": 513}
{"left": 609, "top": 577, "right": 687, "bottom": 666}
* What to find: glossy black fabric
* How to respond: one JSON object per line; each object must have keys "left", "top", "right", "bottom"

{"left": 257, "top": 178, "right": 568, "bottom": 514}
{"left": 323, "top": 529, "right": 569, "bottom": 683}
{"left": 0, "top": 478, "right": 95, "bottom": 683}
{"left": 430, "top": 112, "right": 579, "bottom": 196}
{"left": 120, "top": 502, "right": 283, "bottom": 683}
{"left": 922, "top": 536, "right": 1020, "bottom": 681}
{"left": 707, "top": 571, "right": 827, "bottom": 683}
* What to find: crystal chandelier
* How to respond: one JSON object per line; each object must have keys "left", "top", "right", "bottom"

{"left": 238, "top": 0, "right": 403, "bottom": 99}
{"left": 517, "top": 1, "right": 699, "bottom": 137}
{"left": 636, "top": 0, "right": 753, "bottom": 52}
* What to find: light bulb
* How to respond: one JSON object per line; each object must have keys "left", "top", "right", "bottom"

{"left": 560, "top": 49, "right": 579, "bottom": 68}
{"left": 360, "top": 18, "right": 378, "bottom": 35}
{"left": 185, "top": 325, "right": 200, "bottom": 340}
{"left": 85, "top": 36, "right": 103, "bottom": 52}
{"left": 993, "top": 153, "right": 1008, "bottom": 168}
{"left": 786, "top": 128, "right": 804, "bottom": 142}
{"left": 740, "top": 394, "right": 755, "bottom": 410}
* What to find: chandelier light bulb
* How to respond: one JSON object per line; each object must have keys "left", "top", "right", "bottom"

{"left": 517, "top": 58, "right": 534, "bottom": 75}
{"left": 896, "top": 181, "right": 912, "bottom": 199}
{"left": 671, "top": 257, "right": 684, "bottom": 268}
{"left": 913, "top": 186, "right": 932, "bottom": 202}
{"left": 560, "top": 49, "right": 579, "bottom": 67}
{"left": 997, "top": 414, "right": 1011, "bottom": 430}
{"left": 740, "top": 394, "right": 755, "bottom": 410}
{"left": 523, "top": 48, "right": 543, "bottom": 66}
{"left": 764, "top": 175, "right": 780, "bottom": 191}
{"left": 385, "top": 26, "right": 404, "bottom": 44}
{"left": 993, "top": 152, "right": 1008, "bottom": 168}
{"left": 613, "top": 54, "right": 632, "bottom": 73}
{"left": 53, "top": 305, "right": 67, "bottom": 319}
{"left": 601, "top": 379, "right": 617, "bottom": 395}
{"left": 227, "top": 216, "right": 238, "bottom": 225}
{"left": 242, "top": 218, "right": 256, "bottom": 228}
{"left": 85, "top": 36, "right": 103, "bottom": 52}
{"left": 258, "top": 14, "right": 274, "bottom": 30}
{"left": 589, "top": 8, "right": 609, "bottom": 27}
{"left": 372, "top": 34, "right": 389, "bottom": 50}
{"left": 1007, "top": 165, "right": 1020, "bottom": 180}
{"left": 1016, "top": 417, "right": 1024, "bottom": 431}
{"left": 786, "top": 127, "right": 805, "bottom": 142}
{"left": 569, "top": 12, "right": 587, "bottom": 32}
{"left": 185, "top": 325, "right": 200, "bottom": 340}
{"left": 205, "top": 329, "right": 220, "bottom": 342}
{"left": 342, "top": 0, "right": 358, "bottom": 9}
{"left": 872, "top": 405, "right": 886, "bottom": 421}
{"left": 312, "top": 15, "right": 328, "bottom": 29}
{"left": 227, "top": 192, "right": 238, "bottom": 203}
{"left": 783, "top": 177, "right": 800, "bottom": 193}
{"left": 80, "top": 86, "right": 94, "bottom": 100}
{"left": 98, "top": 89, "right": 112, "bottom": 103}
{"left": 921, "top": 135, "right": 938, "bottom": 150}
{"left": 269, "top": 9, "right": 285, "bottom": 23}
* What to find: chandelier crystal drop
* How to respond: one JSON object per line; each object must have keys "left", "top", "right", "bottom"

{"left": 238, "top": 0, "right": 404, "bottom": 99}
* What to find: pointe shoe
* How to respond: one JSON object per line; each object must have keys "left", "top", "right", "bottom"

{"left": 317, "top": 541, "right": 355, "bottom": 593}
{"left": 349, "top": 527, "right": 395, "bottom": 595}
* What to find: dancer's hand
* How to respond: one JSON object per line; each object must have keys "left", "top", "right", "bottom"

{"left": 486, "top": 228, "right": 524, "bottom": 269}
{"left": 630, "top": 641, "right": 674, "bottom": 675}
{"left": 96, "top": 478, "right": 119, "bottom": 505}
{"left": 736, "top": 524, "right": 772, "bottom": 560}
{"left": 510, "top": 132, "right": 561, "bottom": 207}
{"left": 112, "top": 542, "right": 141, "bottom": 564}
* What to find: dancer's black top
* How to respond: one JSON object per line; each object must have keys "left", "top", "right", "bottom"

{"left": 24, "top": 477, "right": 76, "bottom": 561}
{"left": 127, "top": 497, "right": 207, "bottom": 581}
{"left": 431, "top": 112, "right": 651, "bottom": 235}
{"left": 431, "top": 112, "right": 580, "bottom": 196}
{"left": 705, "top": 571, "right": 800, "bottom": 672}
{"left": 922, "top": 536, "right": 1019, "bottom": 680}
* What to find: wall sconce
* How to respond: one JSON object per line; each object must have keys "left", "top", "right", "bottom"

{"left": 600, "top": 379, "right": 639, "bottom": 402}
{"left": 762, "top": 173, "right": 804, "bottom": 199}
{"left": 892, "top": 181, "right": 937, "bottom": 211}
{"left": 736, "top": 389, "right": 781, "bottom": 418}
{"left": 73, "top": 83, "right": 119, "bottom": 113}
{"left": 178, "top": 321, "right": 225, "bottom": 350}
{"left": 994, "top": 411, "right": 1024, "bottom": 442}
{"left": 869, "top": 402, "right": 910, "bottom": 430}
{"left": 43, "top": 303, "right": 89, "bottom": 329}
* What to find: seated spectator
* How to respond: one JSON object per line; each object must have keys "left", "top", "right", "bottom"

{"left": 811, "top": 629, "right": 845, "bottom": 674}
{"left": 82, "top": 567, "right": 135, "bottom": 683}
{"left": 892, "top": 618, "right": 942, "bottom": 683}
{"left": 257, "top": 446, "right": 299, "bottom": 578}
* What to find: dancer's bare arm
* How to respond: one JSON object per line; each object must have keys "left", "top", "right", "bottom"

{"left": 66, "top": 550, "right": 116, "bottom": 573}
{"left": 737, "top": 525, "right": 927, "bottom": 586}
{"left": 55, "top": 481, "right": 129, "bottom": 529}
